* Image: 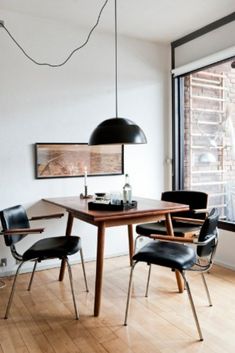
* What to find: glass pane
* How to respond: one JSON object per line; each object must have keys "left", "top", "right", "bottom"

{"left": 183, "top": 59, "right": 235, "bottom": 222}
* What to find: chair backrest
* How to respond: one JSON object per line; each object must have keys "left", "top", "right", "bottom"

{"left": 161, "top": 190, "right": 208, "bottom": 220}
{"left": 197, "top": 208, "right": 219, "bottom": 258}
{"left": 0, "top": 205, "right": 30, "bottom": 246}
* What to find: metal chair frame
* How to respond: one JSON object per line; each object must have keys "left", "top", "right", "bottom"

{"left": 0, "top": 206, "right": 89, "bottom": 320}
{"left": 3, "top": 243, "right": 89, "bottom": 320}
{"left": 124, "top": 233, "right": 219, "bottom": 341}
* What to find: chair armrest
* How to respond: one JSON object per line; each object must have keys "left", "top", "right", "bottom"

{"left": 172, "top": 216, "right": 205, "bottom": 225}
{"left": 151, "top": 234, "right": 216, "bottom": 245}
{"left": 2, "top": 228, "right": 44, "bottom": 235}
{"left": 150, "top": 234, "right": 194, "bottom": 243}
{"left": 193, "top": 234, "right": 216, "bottom": 245}
{"left": 29, "top": 213, "right": 64, "bottom": 221}
{"left": 191, "top": 208, "right": 209, "bottom": 214}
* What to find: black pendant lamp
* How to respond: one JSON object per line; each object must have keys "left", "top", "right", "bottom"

{"left": 89, "top": 0, "right": 147, "bottom": 145}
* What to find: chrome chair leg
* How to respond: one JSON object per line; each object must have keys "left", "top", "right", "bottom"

{"left": 80, "top": 248, "right": 89, "bottom": 292}
{"left": 5, "top": 261, "right": 25, "bottom": 319}
{"left": 134, "top": 235, "right": 142, "bottom": 254}
{"left": 145, "top": 264, "right": 152, "bottom": 297}
{"left": 182, "top": 272, "right": 203, "bottom": 341}
{"left": 27, "top": 260, "right": 38, "bottom": 291}
{"left": 201, "top": 273, "right": 212, "bottom": 306}
{"left": 124, "top": 261, "right": 137, "bottom": 326}
{"left": 65, "top": 258, "right": 79, "bottom": 320}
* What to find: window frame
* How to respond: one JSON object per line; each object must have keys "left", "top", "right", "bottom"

{"left": 171, "top": 13, "right": 235, "bottom": 232}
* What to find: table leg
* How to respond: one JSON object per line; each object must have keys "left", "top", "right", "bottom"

{"left": 128, "top": 224, "right": 134, "bottom": 266}
{"left": 165, "top": 213, "right": 174, "bottom": 235}
{"left": 94, "top": 222, "right": 106, "bottom": 317}
{"left": 59, "top": 212, "right": 74, "bottom": 281}
{"left": 165, "top": 213, "right": 184, "bottom": 293}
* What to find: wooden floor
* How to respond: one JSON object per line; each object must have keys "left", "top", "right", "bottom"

{"left": 0, "top": 256, "right": 235, "bottom": 353}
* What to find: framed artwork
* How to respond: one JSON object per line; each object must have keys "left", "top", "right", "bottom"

{"left": 35, "top": 143, "right": 124, "bottom": 179}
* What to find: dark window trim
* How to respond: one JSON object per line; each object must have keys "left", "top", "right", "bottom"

{"left": 171, "top": 12, "right": 235, "bottom": 232}
{"left": 171, "top": 12, "right": 235, "bottom": 50}
{"left": 218, "top": 221, "right": 235, "bottom": 232}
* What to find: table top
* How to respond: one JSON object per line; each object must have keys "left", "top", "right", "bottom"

{"left": 43, "top": 196, "right": 189, "bottom": 223}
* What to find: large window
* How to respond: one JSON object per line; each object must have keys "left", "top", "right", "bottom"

{"left": 171, "top": 13, "right": 235, "bottom": 230}
{"left": 183, "top": 60, "right": 235, "bottom": 222}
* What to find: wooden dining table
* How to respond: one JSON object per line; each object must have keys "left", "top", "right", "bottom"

{"left": 42, "top": 196, "right": 189, "bottom": 316}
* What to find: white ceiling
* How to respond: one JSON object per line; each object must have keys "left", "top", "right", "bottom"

{"left": 0, "top": 0, "right": 234, "bottom": 43}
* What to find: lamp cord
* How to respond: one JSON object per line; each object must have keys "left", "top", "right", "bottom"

{"left": 0, "top": 0, "right": 108, "bottom": 67}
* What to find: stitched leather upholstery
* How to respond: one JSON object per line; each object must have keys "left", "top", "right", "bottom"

{"left": 136, "top": 190, "right": 208, "bottom": 237}
{"left": 23, "top": 236, "right": 81, "bottom": 261}
{"left": 136, "top": 220, "right": 200, "bottom": 237}
{"left": 134, "top": 208, "right": 219, "bottom": 271}
{"left": 1, "top": 205, "right": 81, "bottom": 261}
{"left": 133, "top": 241, "right": 196, "bottom": 270}
{"left": 1, "top": 205, "right": 30, "bottom": 246}
{"left": 125, "top": 208, "right": 219, "bottom": 341}
{"left": 0, "top": 204, "right": 88, "bottom": 321}
{"left": 161, "top": 191, "right": 208, "bottom": 220}
{"left": 197, "top": 208, "right": 219, "bottom": 257}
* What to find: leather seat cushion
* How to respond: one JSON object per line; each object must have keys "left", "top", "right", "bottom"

{"left": 136, "top": 221, "right": 200, "bottom": 237}
{"left": 23, "top": 236, "right": 81, "bottom": 261}
{"left": 133, "top": 240, "right": 196, "bottom": 270}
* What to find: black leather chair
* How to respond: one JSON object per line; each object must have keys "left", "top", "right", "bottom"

{"left": 0, "top": 205, "right": 89, "bottom": 319}
{"left": 136, "top": 191, "right": 208, "bottom": 247}
{"left": 124, "top": 208, "right": 219, "bottom": 341}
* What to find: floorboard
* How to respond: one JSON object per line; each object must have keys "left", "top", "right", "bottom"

{"left": 0, "top": 256, "right": 234, "bottom": 353}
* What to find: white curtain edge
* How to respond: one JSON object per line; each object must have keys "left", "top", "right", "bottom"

{"left": 172, "top": 46, "right": 235, "bottom": 77}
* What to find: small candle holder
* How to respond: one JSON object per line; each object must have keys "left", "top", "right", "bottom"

{"left": 80, "top": 167, "right": 93, "bottom": 199}
{"left": 80, "top": 185, "right": 93, "bottom": 199}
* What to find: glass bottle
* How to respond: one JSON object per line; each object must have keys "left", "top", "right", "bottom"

{"left": 123, "top": 174, "right": 132, "bottom": 203}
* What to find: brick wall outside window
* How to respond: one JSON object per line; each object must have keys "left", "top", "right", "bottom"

{"left": 184, "top": 60, "right": 235, "bottom": 221}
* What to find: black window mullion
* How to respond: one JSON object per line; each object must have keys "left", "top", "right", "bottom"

{"left": 172, "top": 77, "right": 184, "bottom": 190}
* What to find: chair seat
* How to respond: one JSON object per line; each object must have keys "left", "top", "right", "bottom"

{"left": 133, "top": 240, "right": 196, "bottom": 270}
{"left": 23, "top": 236, "right": 81, "bottom": 261}
{"left": 136, "top": 220, "right": 201, "bottom": 237}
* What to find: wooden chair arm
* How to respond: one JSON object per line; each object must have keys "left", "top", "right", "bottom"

{"left": 29, "top": 213, "right": 64, "bottom": 221}
{"left": 149, "top": 234, "right": 194, "bottom": 243}
{"left": 2, "top": 228, "right": 44, "bottom": 235}
{"left": 149, "top": 234, "right": 216, "bottom": 246}
{"left": 172, "top": 216, "right": 205, "bottom": 225}
{"left": 191, "top": 208, "right": 209, "bottom": 214}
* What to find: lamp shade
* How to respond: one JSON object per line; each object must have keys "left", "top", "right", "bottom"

{"left": 88, "top": 117, "right": 147, "bottom": 145}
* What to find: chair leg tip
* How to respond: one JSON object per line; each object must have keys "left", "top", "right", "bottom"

{"left": 199, "top": 338, "right": 204, "bottom": 341}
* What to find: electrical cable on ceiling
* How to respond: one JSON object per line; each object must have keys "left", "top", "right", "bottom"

{"left": 0, "top": 0, "right": 108, "bottom": 67}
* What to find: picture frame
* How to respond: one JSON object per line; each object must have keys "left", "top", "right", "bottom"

{"left": 35, "top": 143, "right": 124, "bottom": 179}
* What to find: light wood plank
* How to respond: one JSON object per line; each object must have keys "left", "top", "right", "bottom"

{"left": 0, "top": 257, "right": 235, "bottom": 353}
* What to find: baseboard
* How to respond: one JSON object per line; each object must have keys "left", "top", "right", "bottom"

{"left": 214, "top": 259, "right": 235, "bottom": 271}
{"left": 0, "top": 252, "right": 129, "bottom": 278}
{"left": 1, "top": 255, "right": 234, "bottom": 279}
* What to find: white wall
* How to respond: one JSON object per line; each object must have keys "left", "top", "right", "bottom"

{"left": 215, "top": 230, "right": 235, "bottom": 270}
{"left": 0, "top": 10, "right": 171, "bottom": 275}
